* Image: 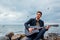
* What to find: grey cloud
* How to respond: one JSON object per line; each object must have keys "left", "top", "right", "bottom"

{"left": 0, "top": 0, "right": 60, "bottom": 24}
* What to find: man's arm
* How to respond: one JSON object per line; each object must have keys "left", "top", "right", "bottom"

{"left": 39, "top": 20, "right": 44, "bottom": 30}
{"left": 41, "top": 21, "right": 50, "bottom": 31}
{"left": 41, "top": 21, "right": 44, "bottom": 27}
{"left": 24, "top": 18, "right": 32, "bottom": 30}
{"left": 40, "top": 20, "right": 44, "bottom": 27}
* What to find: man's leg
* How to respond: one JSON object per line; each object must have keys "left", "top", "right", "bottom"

{"left": 26, "top": 33, "right": 38, "bottom": 40}
{"left": 34, "top": 28, "right": 47, "bottom": 40}
{"left": 25, "top": 37, "right": 32, "bottom": 40}
{"left": 31, "top": 33, "right": 38, "bottom": 40}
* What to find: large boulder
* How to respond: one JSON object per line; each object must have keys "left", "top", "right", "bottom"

{"left": 11, "top": 34, "right": 26, "bottom": 40}
{"left": 0, "top": 32, "right": 14, "bottom": 40}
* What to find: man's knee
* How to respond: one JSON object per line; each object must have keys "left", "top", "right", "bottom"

{"left": 38, "top": 28, "right": 47, "bottom": 36}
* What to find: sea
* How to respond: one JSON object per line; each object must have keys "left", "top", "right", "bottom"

{"left": 0, "top": 24, "right": 25, "bottom": 36}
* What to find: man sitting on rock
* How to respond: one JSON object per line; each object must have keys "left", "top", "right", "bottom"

{"left": 24, "top": 11, "right": 50, "bottom": 40}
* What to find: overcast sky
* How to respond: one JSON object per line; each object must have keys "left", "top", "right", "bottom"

{"left": 0, "top": 0, "right": 60, "bottom": 25}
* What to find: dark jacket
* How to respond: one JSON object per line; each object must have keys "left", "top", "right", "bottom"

{"left": 24, "top": 18, "right": 44, "bottom": 31}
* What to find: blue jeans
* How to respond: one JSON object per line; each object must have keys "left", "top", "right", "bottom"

{"left": 26, "top": 28, "right": 47, "bottom": 40}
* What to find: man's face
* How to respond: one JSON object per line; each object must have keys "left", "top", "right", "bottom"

{"left": 36, "top": 13, "right": 42, "bottom": 19}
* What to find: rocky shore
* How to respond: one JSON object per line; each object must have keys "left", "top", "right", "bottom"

{"left": 0, "top": 32, "right": 26, "bottom": 40}
{"left": 0, "top": 32, "right": 60, "bottom": 40}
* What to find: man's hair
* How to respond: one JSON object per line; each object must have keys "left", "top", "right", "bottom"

{"left": 37, "top": 11, "right": 42, "bottom": 15}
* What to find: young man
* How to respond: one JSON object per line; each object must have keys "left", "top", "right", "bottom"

{"left": 24, "top": 11, "right": 50, "bottom": 40}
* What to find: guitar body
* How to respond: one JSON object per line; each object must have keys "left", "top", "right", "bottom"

{"left": 25, "top": 26, "right": 43, "bottom": 36}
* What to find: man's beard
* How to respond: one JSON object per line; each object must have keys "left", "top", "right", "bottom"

{"left": 36, "top": 17, "right": 40, "bottom": 21}
{"left": 37, "top": 17, "right": 40, "bottom": 19}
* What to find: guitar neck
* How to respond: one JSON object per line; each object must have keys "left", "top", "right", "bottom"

{"left": 48, "top": 24, "right": 59, "bottom": 27}
{"left": 25, "top": 24, "right": 59, "bottom": 36}
{"left": 33, "top": 24, "right": 59, "bottom": 29}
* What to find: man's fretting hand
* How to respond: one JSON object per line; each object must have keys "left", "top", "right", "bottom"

{"left": 45, "top": 25, "right": 50, "bottom": 29}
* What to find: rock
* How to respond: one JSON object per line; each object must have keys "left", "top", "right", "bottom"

{"left": 20, "top": 34, "right": 26, "bottom": 39}
{"left": 6, "top": 32, "right": 14, "bottom": 37}
{"left": 20, "top": 36, "right": 28, "bottom": 40}
{"left": 11, "top": 34, "right": 21, "bottom": 40}
{"left": 11, "top": 34, "right": 26, "bottom": 40}
{"left": 1, "top": 32, "right": 26, "bottom": 40}
{"left": 5, "top": 32, "right": 14, "bottom": 40}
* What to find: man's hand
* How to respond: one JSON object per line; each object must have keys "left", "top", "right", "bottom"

{"left": 45, "top": 25, "right": 50, "bottom": 29}
{"left": 28, "top": 28, "right": 34, "bottom": 33}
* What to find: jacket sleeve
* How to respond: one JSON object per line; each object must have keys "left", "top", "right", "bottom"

{"left": 24, "top": 18, "right": 32, "bottom": 30}
{"left": 42, "top": 21, "right": 44, "bottom": 27}
{"left": 42, "top": 21, "right": 48, "bottom": 31}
